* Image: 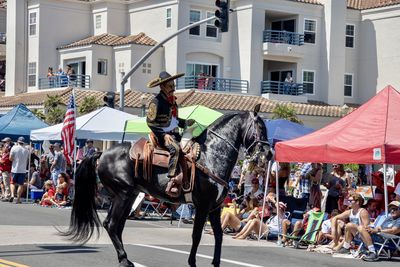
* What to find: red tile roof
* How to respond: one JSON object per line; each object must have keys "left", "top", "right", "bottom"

{"left": 58, "top": 33, "right": 157, "bottom": 50}
{"left": 292, "top": 0, "right": 400, "bottom": 9}
{"left": 0, "top": 88, "right": 355, "bottom": 118}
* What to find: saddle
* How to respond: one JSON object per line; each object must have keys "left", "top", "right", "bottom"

{"left": 129, "top": 132, "right": 200, "bottom": 201}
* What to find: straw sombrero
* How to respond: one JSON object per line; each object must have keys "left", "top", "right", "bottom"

{"left": 147, "top": 71, "right": 184, "bottom": 88}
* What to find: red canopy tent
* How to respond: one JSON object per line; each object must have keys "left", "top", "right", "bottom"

{"left": 275, "top": 85, "right": 400, "bottom": 214}
{"left": 275, "top": 85, "right": 400, "bottom": 164}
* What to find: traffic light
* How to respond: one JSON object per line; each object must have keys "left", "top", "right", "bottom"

{"left": 103, "top": 92, "right": 115, "bottom": 108}
{"left": 215, "top": 0, "right": 229, "bottom": 32}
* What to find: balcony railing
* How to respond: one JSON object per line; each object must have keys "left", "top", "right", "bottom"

{"left": 38, "top": 75, "right": 91, "bottom": 89}
{"left": 261, "top": 81, "right": 304, "bottom": 95}
{"left": 263, "top": 30, "right": 304, "bottom": 46}
{"left": 0, "top": 33, "right": 5, "bottom": 44}
{"left": 176, "top": 75, "right": 248, "bottom": 93}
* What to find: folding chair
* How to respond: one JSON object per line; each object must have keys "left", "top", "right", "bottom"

{"left": 374, "top": 232, "right": 400, "bottom": 259}
{"left": 281, "top": 211, "right": 325, "bottom": 248}
{"left": 142, "top": 196, "right": 169, "bottom": 219}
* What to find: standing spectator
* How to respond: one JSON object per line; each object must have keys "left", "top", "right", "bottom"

{"left": 46, "top": 144, "right": 55, "bottom": 169}
{"left": 1, "top": 137, "right": 13, "bottom": 147}
{"left": 295, "top": 163, "right": 312, "bottom": 204}
{"left": 325, "top": 164, "right": 347, "bottom": 214}
{"left": 66, "top": 65, "right": 76, "bottom": 86}
{"left": 83, "top": 139, "right": 96, "bottom": 158}
{"left": 50, "top": 143, "right": 66, "bottom": 186}
{"left": 283, "top": 73, "right": 294, "bottom": 94}
{"left": 9, "top": 137, "right": 29, "bottom": 204}
{"left": 271, "top": 162, "right": 291, "bottom": 198}
{"left": 47, "top": 67, "right": 55, "bottom": 88}
{"left": 0, "top": 144, "right": 12, "bottom": 201}
{"left": 56, "top": 68, "right": 68, "bottom": 87}
{"left": 309, "top": 163, "right": 323, "bottom": 209}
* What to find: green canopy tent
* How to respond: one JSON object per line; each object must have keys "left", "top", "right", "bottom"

{"left": 124, "top": 105, "right": 223, "bottom": 137}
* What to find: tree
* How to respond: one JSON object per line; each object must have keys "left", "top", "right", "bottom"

{"left": 78, "top": 96, "right": 101, "bottom": 115}
{"left": 31, "top": 108, "right": 46, "bottom": 121}
{"left": 272, "top": 104, "right": 303, "bottom": 124}
{"left": 43, "top": 94, "right": 65, "bottom": 125}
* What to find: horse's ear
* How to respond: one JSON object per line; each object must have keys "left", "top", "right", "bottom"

{"left": 253, "top": 103, "right": 261, "bottom": 116}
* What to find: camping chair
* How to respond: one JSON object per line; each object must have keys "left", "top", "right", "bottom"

{"left": 281, "top": 211, "right": 325, "bottom": 248}
{"left": 141, "top": 196, "right": 169, "bottom": 219}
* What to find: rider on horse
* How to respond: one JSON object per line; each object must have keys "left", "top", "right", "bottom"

{"left": 146, "top": 71, "right": 195, "bottom": 197}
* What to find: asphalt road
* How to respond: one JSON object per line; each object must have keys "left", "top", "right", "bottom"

{"left": 0, "top": 202, "right": 399, "bottom": 267}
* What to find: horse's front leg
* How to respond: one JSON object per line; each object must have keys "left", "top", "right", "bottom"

{"left": 209, "top": 207, "right": 223, "bottom": 267}
{"left": 188, "top": 208, "right": 208, "bottom": 267}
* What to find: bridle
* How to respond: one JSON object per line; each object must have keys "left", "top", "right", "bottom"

{"left": 208, "top": 112, "right": 269, "bottom": 156}
{"left": 243, "top": 112, "right": 270, "bottom": 157}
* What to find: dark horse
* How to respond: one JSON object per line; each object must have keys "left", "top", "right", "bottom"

{"left": 63, "top": 105, "right": 271, "bottom": 267}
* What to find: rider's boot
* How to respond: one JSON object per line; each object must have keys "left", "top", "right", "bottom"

{"left": 165, "top": 173, "right": 183, "bottom": 198}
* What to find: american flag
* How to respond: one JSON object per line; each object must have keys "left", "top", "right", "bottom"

{"left": 61, "top": 94, "right": 76, "bottom": 165}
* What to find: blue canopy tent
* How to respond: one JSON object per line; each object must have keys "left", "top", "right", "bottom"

{"left": 264, "top": 119, "right": 314, "bottom": 146}
{"left": 0, "top": 103, "right": 48, "bottom": 142}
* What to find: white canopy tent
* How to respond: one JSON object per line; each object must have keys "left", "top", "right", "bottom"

{"left": 30, "top": 107, "right": 144, "bottom": 141}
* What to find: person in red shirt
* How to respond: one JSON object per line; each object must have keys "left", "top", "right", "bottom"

{"left": 0, "top": 145, "right": 12, "bottom": 201}
{"left": 40, "top": 180, "right": 56, "bottom": 207}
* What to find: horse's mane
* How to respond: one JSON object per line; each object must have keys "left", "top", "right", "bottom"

{"left": 194, "top": 112, "right": 243, "bottom": 144}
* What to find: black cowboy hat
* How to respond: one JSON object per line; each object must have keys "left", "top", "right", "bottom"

{"left": 147, "top": 71, "right": 184, "bottom": 88}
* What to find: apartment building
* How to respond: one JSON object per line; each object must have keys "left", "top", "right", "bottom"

{"left": 4, "top": 0, "right": 400, "bottom": 106}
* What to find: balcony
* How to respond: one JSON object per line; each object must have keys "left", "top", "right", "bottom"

{"left": 263, "top": 30, "right": 305, "bottom": 60}
{"left": 38, "top": 75, "right": 91, "bottom": 90}
{"left": 176, "top": 76, "right": 248, "bottom": 94}
{"left": 261, "top": 80, "right": 308, "bottom": 103}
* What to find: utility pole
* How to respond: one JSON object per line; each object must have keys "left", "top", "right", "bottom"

{"left": 120, "top": 10, "right": 233, "bottom": 106}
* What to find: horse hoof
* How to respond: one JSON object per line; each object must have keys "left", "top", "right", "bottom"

{"left": 119, "top": 259, "right": 135, "bottom": 267}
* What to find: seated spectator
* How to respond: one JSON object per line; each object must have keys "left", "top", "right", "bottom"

{"left": 40, "top": 180, "right": 55, "bottom": 207}
{"left": 245, "top": 178, "right": 264, "bottom": 205}
{"left": 359, "top": 201, "right": 400, "bottom": 261}
{"left": 333, "top": 193, "right": 370, "bottom": 253}
{"left": 220, "top": 196, "right": 259, "bottom": 234}
{"left": 28, "top": 164, "right": 42, "bottom": 189}
{"left": 281, "top": 207, "right": 321, "bottom": 245}
{"left": 232, "top": 202, "right": 287, "bottom": 240}
{"left": 317, "top": 209, "right": 340, "bottom": 244}
{"left": 53, "top": 185, "right": 67, "bottom": 207}
{"left": 366, "top": 199, "right": 381, "bottom": 222}
{"left": 57, "top": 172, "right": 70, "bottom": 196}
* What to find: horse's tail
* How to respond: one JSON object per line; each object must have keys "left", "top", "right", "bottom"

{"left": 60, "top": 152, "right": 103, "bottom": 244}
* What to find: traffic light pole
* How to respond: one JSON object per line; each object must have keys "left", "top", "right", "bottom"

{"left": 120, "top": 15, "right": 217, "bottom": 111}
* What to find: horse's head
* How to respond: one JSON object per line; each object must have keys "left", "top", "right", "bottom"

{"left": 242, "top": 104, "right": 273, "bottom": 167}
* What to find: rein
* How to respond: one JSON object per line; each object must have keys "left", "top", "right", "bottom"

{"left": 208, "top": 129, "right": 239, "bottom": 154}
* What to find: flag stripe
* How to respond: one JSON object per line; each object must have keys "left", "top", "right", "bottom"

{"left": 61, "top": 94, "right": 76, "bottom": 165}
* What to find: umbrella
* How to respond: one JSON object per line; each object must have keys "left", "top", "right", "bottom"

{"left": 124, "top": 105, "right": 223, "bottom": 137}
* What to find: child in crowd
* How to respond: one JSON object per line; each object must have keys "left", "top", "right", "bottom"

{"left": 40, "top": 180, "right": 55, "bottom": 207}
{"left": 53, "top": 185, "right": 67, "bottom": 207}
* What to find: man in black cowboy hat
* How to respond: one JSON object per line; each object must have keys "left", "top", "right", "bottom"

{"left": 146, "top": 71, "right": 195, "bottom": 197}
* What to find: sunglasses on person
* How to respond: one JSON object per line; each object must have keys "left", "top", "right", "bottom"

{"left": 389, "top": 207, "right": 400, "bottom": 212}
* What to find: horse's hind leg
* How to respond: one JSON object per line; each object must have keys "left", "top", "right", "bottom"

{"left": 103, "top": 193, "right": 136, "bottom": 267}
{"left": 188, "top": 208, "right": 208, "bottom": 267}
{"left": 209, "top": 208, "right": 223, "bottom": 267}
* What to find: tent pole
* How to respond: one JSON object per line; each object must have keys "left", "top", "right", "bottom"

{"left": 383, "top": 164, "right": 388, "bottom": 215}
{"left": 26, "top": 141, "right": 32, "bottom": 203}
{"left": 258, "top": 160, "right": 272, "bottom": 241}
{"left": 275, "top": 161, "right": 281, "bottom": 246}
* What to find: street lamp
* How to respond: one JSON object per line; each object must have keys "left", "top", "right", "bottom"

{"left": 140, "top": 95, "right": 147, "bottom": 117}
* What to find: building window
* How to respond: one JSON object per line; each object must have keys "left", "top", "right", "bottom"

{"left": 206, "top": 12, "right": 217, "bottom": 38}
{"left": 189, "top": 10, "right": 201, "bottom": 36}
{"left": 166, "top": 8, "right": 172, "bottom": 28}
{"left": 28, "top": 62, "right": 36, "bottom": 87}
{"left": 29, "top": 12, "right": 37, "bottom": 36}
{"left": 118, "top": 62, "right": 125, "bottom": 74}
{"left": 344, "top": 74, "right": 353, "bottom": 97}
{"left": 302, "top": 70, "right": 315, "bottom": 94}
{"left": 142, "top": 63, "right": 152, "bottom": 74}
{"left": 97, "top": 59, "right": 107, "bottom": 75}
{"left": 345, "top": 24, "right": 355, "bottom": 48}
{"left": 96, "top": 15, "right": 102, "bottom": 29}
{"left": 304, "top": 19, "right": 316, "bottom": 44}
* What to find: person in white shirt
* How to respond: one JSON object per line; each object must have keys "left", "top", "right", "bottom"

{"left": 9, "top": 137, "right": 29, "bottom": 204}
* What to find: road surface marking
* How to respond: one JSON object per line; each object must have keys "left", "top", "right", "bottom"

{"left": 0, "top": 259, "right": 29, "bottom": 267}
{"left": 134, "top": 244, "right": 264, "bottom": 267}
